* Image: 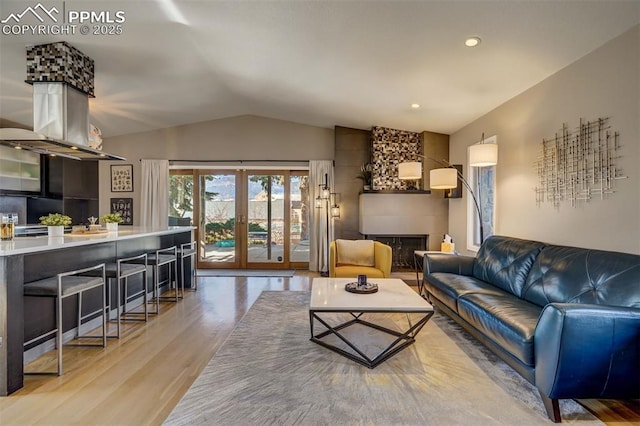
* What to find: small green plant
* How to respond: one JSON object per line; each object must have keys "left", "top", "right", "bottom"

{"left": 100, "top": 213, "right": 123, "bottom": 224}
{"left": 40, "top": 213, "right": 72, "bottom": 226}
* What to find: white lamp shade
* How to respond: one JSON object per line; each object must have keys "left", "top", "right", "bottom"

{"left": 398, "top": 162, "right": 422, "bottom": 180}
{"left": 469, "top": 143, "right": 498, "bottom": 167}
{"left": 429, "top": 168, "right": 458, "bottom": 189}
{"left": 330, "top": 205, "right": 340, "bottom": 218}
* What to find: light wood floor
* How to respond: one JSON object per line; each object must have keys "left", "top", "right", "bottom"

{"left": 0, "top": 272, "right": 638, "bottom": 425}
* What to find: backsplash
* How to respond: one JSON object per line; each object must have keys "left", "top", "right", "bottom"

{"left": 371, "top": 126, "right": 421, "bottom": 190}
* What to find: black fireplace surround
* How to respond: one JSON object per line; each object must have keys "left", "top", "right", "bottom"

{"left": 361, "top": 234, "right": 428, "bottom": 270}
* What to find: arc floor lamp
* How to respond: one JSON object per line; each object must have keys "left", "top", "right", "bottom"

{"left": 398, "top": 134, "right": 498, "bottom": 243}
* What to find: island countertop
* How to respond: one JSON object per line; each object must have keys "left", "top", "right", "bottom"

{"left": 0, "top": 225, "right": 195, "bottom": 396}
{"left": 0, "top": 226, "right": 195, "bottom": 256}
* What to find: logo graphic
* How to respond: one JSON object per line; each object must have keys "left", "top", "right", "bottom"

{"left": 1, "top": 3, "right": 59, "bottom": 24}
{"left": 2, "top": 2, "right": 126, "bottom": 36}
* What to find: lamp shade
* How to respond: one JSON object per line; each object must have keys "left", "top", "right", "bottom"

{"left": 469, "top": 143, "right": 498, "bottom": 167}
{"left": 398, "top": 162, "right": 422, "bottom": 180}
{"left": 429, "top": 168, "right": 458, "bottom": 189}
{"left": 330, "top": 205, "right": 340, "bottom": 218}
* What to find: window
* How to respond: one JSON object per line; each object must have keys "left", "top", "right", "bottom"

{"left": 169, "top": 170, "right": 194, "bottom": 226}
{"left": 467, "top": 136, "right": 496, "bottom": 251}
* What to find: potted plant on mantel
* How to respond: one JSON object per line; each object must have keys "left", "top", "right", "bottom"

{"left": 100, "top": 213, "right": 123, "bottom": 232}
{"left": 39, "top": 213, "right": 72, "bottom": 237}
{"left": 356, "top": 163, "right": 373, "bottom": 191}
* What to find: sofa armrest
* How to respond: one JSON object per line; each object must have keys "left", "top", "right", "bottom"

{"left": 424, "top": 253, "right": 474, "bottom": 276}
{"left": 534, "top": 303, "right": 640, "bottom": 400}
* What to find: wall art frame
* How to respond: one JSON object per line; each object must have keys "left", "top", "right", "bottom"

{"left": 110, "top": 197, "right": 133, "bottom": 225}
{"left": 111, "top": 164, "right": 133, "bottom": 192}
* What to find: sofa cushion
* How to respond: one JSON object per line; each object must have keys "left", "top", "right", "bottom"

{"left": 458, "top": 292, "right": 542, "bottom": 366}
{"left": 426, "top": 272, "right": 505, "bottom": 312}
{"left": 473, "top": 236, "right": 545, "bottom": 298}
{"left": 522, "top": 245, "right": 640, "bottom": 308}
{"left": 335, "top": 239, "right": 375, "bottom": 267}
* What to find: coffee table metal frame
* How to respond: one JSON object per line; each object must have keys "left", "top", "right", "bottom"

{"left": 309, "top": 278, "right": 434, "bottom": 369}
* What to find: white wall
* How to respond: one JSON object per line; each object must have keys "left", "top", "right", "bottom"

{"left": 449, "top": 25, "right": 639, "bottom": 254}
{"left": 99, "top": 115, "right": 334, "bottom": 225}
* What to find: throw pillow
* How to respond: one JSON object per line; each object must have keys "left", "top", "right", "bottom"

{"left": 336, "top": 239, "right": 375, "bottom": 267}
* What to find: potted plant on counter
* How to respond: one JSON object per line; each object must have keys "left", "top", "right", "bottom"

{"left": 40, "top": 213, "right": 72, "bottom": 237}
{"left": 100, "top": 212, "right": 123, "bottom": 232}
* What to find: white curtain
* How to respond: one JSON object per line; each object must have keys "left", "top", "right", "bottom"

{"left": 140, "top": 159, "right": 169, "bottom": 228}
{"left": 309, "top": 160, "right": 334, "bottom": 273}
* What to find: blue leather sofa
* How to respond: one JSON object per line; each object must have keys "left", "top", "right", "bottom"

{"left": 423, "top": 235, "right": 640, "bottom": 422}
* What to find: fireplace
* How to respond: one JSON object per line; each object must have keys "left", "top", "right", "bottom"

{"left": 362, "top": 234, "right": 429, "bottom": 271}
{"left": 358, "top": 192, "right": 448, "bottom": 261}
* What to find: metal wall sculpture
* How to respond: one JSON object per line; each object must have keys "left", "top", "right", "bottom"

{"left": 534, "top": 117, "right": 626, "bottom": 208}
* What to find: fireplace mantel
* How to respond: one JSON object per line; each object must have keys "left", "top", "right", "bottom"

{"left": 362, "top": 190, "right": 431, "bottom": 194}
{"left": 358, "top": 192, "right": 448, "bottom": 252}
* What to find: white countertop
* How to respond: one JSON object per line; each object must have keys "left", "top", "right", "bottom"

{"left": 310, "top": 278, "right": 433, "bottom": 312}
{"left": 0, "top": 226, "right": 194, "bottom": 256}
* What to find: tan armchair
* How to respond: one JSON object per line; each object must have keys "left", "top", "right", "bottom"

{"left": 329, "top": 239, "right": 392, "bottom": 278}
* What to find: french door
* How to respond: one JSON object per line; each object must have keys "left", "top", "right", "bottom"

{"left": 192, "top": 169, "right": 309, "bottom": 269}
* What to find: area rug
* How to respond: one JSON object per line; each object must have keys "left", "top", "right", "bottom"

{"left": 390, "top": 271, "right": 421, "bottom": 286}
{"left": 196, "top": 269, "right": 295, "bottom": 277}
{"left": 165, "top": 291, "right": 602, "bottom": 425}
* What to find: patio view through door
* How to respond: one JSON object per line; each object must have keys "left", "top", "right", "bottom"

{"left": 170, "top": 169, "right": 309, "bottom": 270}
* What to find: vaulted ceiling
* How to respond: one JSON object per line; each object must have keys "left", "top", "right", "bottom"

{"left": 0, "top": 1, "right": 638, "bottom": 138}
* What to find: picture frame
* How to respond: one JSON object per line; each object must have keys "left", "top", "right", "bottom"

{"left": 110, "top": 198, "right": 133, "bottom": 225}
{"left": 111, "top": 164, "right": 133, "bottom": 192}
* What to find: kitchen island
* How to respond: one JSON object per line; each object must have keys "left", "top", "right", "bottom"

{"left": 0, "top": 226, "right": 194, "bottom": 395}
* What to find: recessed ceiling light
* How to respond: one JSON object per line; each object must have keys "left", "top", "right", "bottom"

{"left": 465, "top": 37, "right": 481, "bottom": 47}
{"left": 411, "top": 103, "right": 420, "bottom": 109}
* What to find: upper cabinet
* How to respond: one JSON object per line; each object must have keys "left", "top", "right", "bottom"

{"left": 45, "top": 157, "right": 98, "bottom": 199}
{"left": 0, "top": 145, "right": 41, "bottom": 193}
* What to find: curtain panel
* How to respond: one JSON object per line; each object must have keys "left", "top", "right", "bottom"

{"left": 140, "top": 159, "right": 169, "bottom": 228}
{"left": 308, "top": 160, "right": 334, "bottom": 273}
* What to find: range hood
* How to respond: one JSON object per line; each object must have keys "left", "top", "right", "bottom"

{"left": 0, "top": 127, "right": 125, "bottom": 161}
{"left": 0, "top": 42, "right": 125, "bottom": 161}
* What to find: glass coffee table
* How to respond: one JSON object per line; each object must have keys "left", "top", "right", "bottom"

{"left": 309, "top": 278, "right": 434, "bottom": 368}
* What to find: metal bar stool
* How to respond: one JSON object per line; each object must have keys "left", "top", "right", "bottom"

{"left": 23, "top": 263, "right": 107, "bottom": 376}
{"left": 147, "top": 246, "right": 178, "bottom": 314}
{"left": 177, "top": 241, "right": 196, "bottom": 293}
{"left": 99, "top": 253, "right": 148, "bottom": 338}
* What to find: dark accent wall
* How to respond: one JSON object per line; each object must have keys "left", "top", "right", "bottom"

{"left": 334, "top": 126, "right": 451, "bottom": 245}
{"left": 334, "top": 126, "right": 371, "bottom": 240}
{"left": 421, "top": 131, "right": 450, "bottom": 192}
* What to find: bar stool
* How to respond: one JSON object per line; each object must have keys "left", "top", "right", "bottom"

{"left": 23, "top": 263, "right": 107, "bottom": 376}
{"left": 147, "top": 246, "right": 178, "bottom": 314}
{"left": 101, "top": 253, "right": 148, "bottom": 338}
{"left": 177, "top": 241, "right": 197, "bottom": 293}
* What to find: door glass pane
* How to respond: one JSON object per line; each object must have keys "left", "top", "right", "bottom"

{"left": 202, "top": 173, "right": 237, "bottom": 263}
{"left": 247, "top": 174, "right": 284, "bottom": 263}
{"left": 169, "top": 172, "right": 193, "bottom": 225}
{"left": 290, "top": 174, "right": 309, "bottom": 262}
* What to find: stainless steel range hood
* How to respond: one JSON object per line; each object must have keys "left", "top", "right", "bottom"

{"left": 0, "top": 83, "right": 125, "bottom": 161}
{"left": 0, "top": 127, "right": 125, "bottom": 161}
{"left": 0, "top": 42, "right": 125, "bottom": 161}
